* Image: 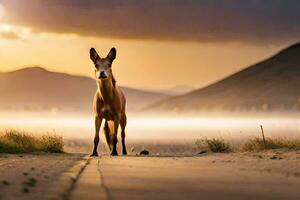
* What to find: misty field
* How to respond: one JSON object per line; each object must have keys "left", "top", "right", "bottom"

{"left": 0, "top": 114, "right": 300, "bottom": 155}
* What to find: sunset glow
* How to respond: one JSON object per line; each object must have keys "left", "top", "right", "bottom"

{"left": 0, "top": 26, "right": 287, "bottom": 90}
{"left": 0, "top": 1, "right": 298, "bottom": 90}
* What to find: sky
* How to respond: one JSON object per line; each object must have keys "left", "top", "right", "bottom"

{"left": 0, "top": 0, "right": 299, "bottom": 90}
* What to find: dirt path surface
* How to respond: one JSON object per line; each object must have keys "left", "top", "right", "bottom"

{"left": 0, "top": 153, "right": 84, "bottom": 200}
{"left": 71, "top": 152, "right": 300, "bottom": 200}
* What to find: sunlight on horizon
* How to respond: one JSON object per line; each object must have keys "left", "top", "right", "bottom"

{"left": 0, "top": 115, "right": 299, "bottom": 141}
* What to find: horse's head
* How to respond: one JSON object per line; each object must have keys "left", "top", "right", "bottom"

{"left": 89, "top": 47, "right": 116, "bottom": 81}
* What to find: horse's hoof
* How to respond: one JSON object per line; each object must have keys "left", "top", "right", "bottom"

{"left": 90, "top": 152, "right": 98, "bottom": 157}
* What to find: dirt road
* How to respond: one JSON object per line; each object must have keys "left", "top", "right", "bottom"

{"left": 71, "top": 152, "right": 300, "bottom": 200}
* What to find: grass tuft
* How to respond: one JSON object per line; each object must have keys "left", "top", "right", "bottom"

{"left": 40, "top": 134, "right": 64, "bottom": 153}
{"left": 195, "top": 138, "right": 232, "bottom": 153}
{"left": 241, "top": 137, "right": 300, "bottom": 152}
{"left": 0, "top": 129, "right": 64, "bottom": 153}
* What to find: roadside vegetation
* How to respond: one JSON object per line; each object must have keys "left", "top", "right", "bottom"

{"left": 195, "top": 137, "right": 300, "bottom": 153}
{"left": 241, "top": 137, "right": 300, "bottom": 152}
{"left": 195, "top": 138, "right": 232, "bottom": 153}
{"left": 0, "top": 129, "right": 64, "bottom": 153}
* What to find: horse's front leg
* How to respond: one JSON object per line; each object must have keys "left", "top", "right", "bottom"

{"left": 111, "top": 116, "right": 120, "bottom": 156}
{"left": 120, "top": 114, "right": 127, "bottom": 155}
{"left": 91, "top": 115, "right": 102, "bottom": 157}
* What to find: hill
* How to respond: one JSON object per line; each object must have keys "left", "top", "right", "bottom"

{"left": 0, "top": 67, "right": 169, "bottom": 113}
{"left": 146, "top": 43, "right": 300, "bottom": 112}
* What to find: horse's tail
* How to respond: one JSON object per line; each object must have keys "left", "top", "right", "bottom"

{"left": 104, "top": 120, "right": 113, "bottom": 151}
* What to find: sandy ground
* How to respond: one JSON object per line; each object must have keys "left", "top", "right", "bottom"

{"left": 0, "top": 153, "right": 84, "bottom": 200}
{"left": 71, "top": 151, "right": 300, "bottom": 200}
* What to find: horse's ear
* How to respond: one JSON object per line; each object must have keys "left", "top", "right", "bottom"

{"left": 107, "top": 47, "right": 116, "bottom": 62}
{"left": 90, "top": 48, "right": 100, "bottom": 64}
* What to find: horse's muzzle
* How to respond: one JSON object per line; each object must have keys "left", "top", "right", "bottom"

{"left": 99, "top": 71, "right": 108, "bottom": 79}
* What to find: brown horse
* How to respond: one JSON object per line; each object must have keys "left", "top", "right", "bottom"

{"left": 89, "top": 47, "right": 127, "bottom": 156}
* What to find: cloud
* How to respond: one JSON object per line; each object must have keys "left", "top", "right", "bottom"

{"left": 1, "top": 0, "right": 300, "bottom": 44}
{"left": 0, "top": 24, "right": 30, "bottom": 40}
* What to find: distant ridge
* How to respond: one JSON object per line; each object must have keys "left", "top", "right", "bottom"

{"left": 146, "top": 42, "right": 300, "bottom": 112}
{"left": 0, "top": 67, "right": 169, "bottom": 113}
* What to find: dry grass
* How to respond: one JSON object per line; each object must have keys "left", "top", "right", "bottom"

{"left": 241, "top": 137, "right": 300, "bottom": 152}
{"left": 195, "top": 138, "right": 232, "bottom": 153}
{"left": 0, "top": 130, "right": 63, "bottom": 153}
{"left": 195, "top": 136, "right": 300, "bottom": 153}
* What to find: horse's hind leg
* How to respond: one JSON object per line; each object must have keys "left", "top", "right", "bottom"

{"left": 120, "top": 114, "right": 127, "bottom": 155}
{"left": 91, "top": 115, "right": 102, "bottom": 157}
{"left": 104, "top": 120, "right": 112, "bottom": 152}
{"left": 111, "top": 118, "right": 119, "bottom": 156}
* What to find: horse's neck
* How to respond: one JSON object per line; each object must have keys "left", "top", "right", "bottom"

{"left": 98, "top": 79, "right": 114, "bottom": 103}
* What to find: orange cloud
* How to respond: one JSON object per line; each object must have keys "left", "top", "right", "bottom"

{"left": 0, "top": 24, "right": 30, "bottom": 40}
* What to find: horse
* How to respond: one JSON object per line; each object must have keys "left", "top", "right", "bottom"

{"left": 89, "top": 47, "right": 127, "bottom": 156}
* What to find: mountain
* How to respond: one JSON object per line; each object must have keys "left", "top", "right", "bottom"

{"left": 146, "top": 43, "right": 300, "bottom": 112}
{"left": 0, "top": 67, "right": 169, "bottom": 113}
